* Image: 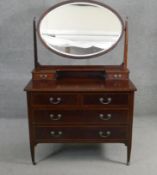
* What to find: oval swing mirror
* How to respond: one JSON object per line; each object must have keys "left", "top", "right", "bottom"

{"left": 38, "top": 0, "right": 124, "bottom": 59}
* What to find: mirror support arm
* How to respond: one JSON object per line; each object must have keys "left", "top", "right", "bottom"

{"left": 123, "top": 17, "right": 128, "bottom": 69}
{"left": 33, "top": 17, "right": 40, "bottom": 68}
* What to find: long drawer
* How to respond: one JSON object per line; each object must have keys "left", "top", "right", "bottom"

{"left": 31, "top": 93, "right": 129, "bottom": 107}
{"left": 35, "top": 126, "right": 127, "bottom": 141}
{"left": 32, "top": 109, "right": 128, "bottom": 124}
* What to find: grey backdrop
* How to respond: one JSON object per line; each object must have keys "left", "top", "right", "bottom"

{"left": 0, "top": 0, "right": 157, "bottom": 118}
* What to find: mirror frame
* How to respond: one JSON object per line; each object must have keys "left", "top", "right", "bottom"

{"left": 37, "top": 0, "right": 124, "bottom": 59}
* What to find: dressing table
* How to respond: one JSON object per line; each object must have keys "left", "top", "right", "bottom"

{"left": 24, "top": 0, "right": 136, "bottom": 165}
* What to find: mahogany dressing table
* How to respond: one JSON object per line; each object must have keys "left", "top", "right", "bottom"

{"left": 24, "top": 0, "right": 136, "bottom": 165}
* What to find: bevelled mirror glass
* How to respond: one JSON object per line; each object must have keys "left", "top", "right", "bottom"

{"left": 38, "top": 0, "right": 124, "bottom": 59}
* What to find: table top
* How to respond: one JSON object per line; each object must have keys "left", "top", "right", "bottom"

{"left": 24, "top": 79, "right": 136, "bottom": 92}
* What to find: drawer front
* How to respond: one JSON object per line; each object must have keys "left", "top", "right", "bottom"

{"left": 32, "top": 110, "right": 128, "bottom": 124}
{"left": 31, "top": 93, "right": 78, "bottom": 105}
{"left": 35, "top": 126, "right": 127, "bottom": 140}
{"left": 83, "top": 93, "right": 128, "bottom": 106}
{"left": 32, "top": 110, "right": 81, "bottom": 124}
{"left": 33, "top": 73, "right": 56, "bottom": 80}
{"left": 82, "top": 110, "right": 128, "bottom": 124}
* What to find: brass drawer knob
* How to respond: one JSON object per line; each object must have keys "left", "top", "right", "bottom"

{"left": 99, "top": 113, "right": 112, "bottom": 120}
{"left": 99, "top": 131, "right": 111, "bottom": 138}
{"left": 49, "top": 97, "right": 62, "bottom": 104}
{"left": 49, "top": 114, "right": 62, "bottom": 121}
{"left": 99, "top": 97, "right": 112, "bottom": 105}
{"left": 114, "top": 74, "right": 122, "bottom": 78}
{"left": 40, "top": 74, "right": 48, "bottom": 79}
{"left": 50, "top": 131, "right": 63, "bottom": 137}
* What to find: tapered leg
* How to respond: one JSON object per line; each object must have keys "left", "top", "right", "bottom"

{"left": 30, "top": 144, "right": 36, "bottom": 165}
{"left": 127, "top": 143, "right": 131, "bottom": 166}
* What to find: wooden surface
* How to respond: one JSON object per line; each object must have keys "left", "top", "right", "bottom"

{"left": 25, "top": 79, "right": 136, "bottom": 92}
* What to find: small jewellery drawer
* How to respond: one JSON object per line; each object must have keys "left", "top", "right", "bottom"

{"left": 32, "top": 110, "right": 128, "bottom": 124}
{"left": 83, "top": 93, "right": 128, "bottom": 106}
{"left": 31, "top": 93, "right": 78, "bottom": 105}
{"left": 32, "top": 73, "right": 56, "bottom": 80}
{"left": 35, "top": 126, "right": 127, "bottom": 140}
